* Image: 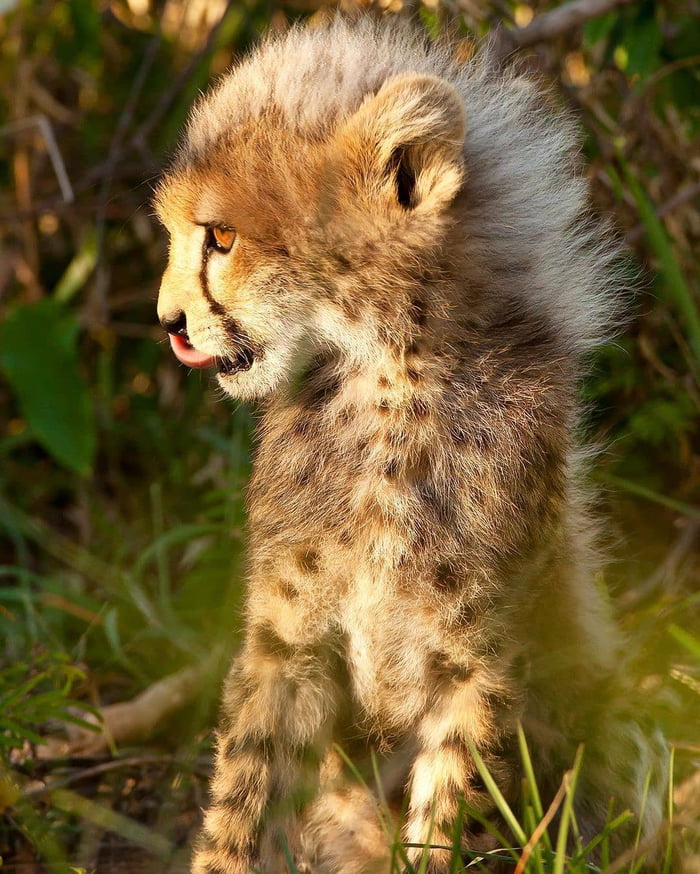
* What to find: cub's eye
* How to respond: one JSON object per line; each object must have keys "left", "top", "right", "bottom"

{"left": 206, "top": 226, "right": 236, "bottom": 253}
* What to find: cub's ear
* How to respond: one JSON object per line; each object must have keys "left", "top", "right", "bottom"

{"left": 335, "top": 73, "right": 466, "bottom": 214}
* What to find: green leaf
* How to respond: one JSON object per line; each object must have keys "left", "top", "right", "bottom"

{"left": 418, "top": 6, "right": 441, "bottom": 41}
{"left": 0, "top": 300, "right": 95, "bottom": 475}
{"left": 583, "top": 11, "right": 617, "bottom": 48}
{"left": 53, "top": 231, "right": 97, "bottom": 304}
{"left": 623, "top": 13, "right": 662, "bottom": 81}
{"left": 553, "top": 746, "right": 584, "bottom": 874}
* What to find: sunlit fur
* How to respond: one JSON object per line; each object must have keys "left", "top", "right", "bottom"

{"left": 154, "top": 16, "right": 666, "bottom": 874}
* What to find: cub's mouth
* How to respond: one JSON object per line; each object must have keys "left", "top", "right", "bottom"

{"left": 168, "top": 333, "right": 257, "bottom": 375}
{"left": 218, "top": 346, "right": 256, "bottom": 375}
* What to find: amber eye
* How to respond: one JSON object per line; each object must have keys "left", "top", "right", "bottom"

{"left": 207, "top": 226, "right": 236, "bottom": 253}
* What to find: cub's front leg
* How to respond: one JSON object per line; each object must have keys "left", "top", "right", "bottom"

{"left": 192, "top": 618, "right": 342, "bottom": 874}
{"left": 404, "top": 667, "right": 519, "bottom": 874}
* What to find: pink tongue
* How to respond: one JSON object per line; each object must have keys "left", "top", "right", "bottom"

{"left": 168, "top": 333, "right": 217, "bottom": 369}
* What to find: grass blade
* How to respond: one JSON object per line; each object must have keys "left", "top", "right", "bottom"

{"left": 602, "top": 474, "right": 700, "bottom": 522}
{"left": 467, "top": 739, "right": 527, "bottom": 847}
{"left": 661, "top": 747, "right": 675, "bottom": 874}
{"left": 50, "top": 788, "right": 174, "bottom": 861}
{"left": 668, "top": 624, "right": 700, "bottom": 658}
{"left": 517, "top": 725, "right": 545, "bottom": 825}
{"left": 619, "top": 161, "right": 700, "bottom": 368}
{"left": 553, "top": 745, "right": 584, "bottom": 874}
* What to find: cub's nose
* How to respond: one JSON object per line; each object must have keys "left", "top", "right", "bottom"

{"left": 159, "top": 311, "right": 187, "bottom": 336}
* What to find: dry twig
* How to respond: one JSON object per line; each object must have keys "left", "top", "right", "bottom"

{"left": 514, "top": 776, "right": 567, "bottom": 873}
{"left": 495, "top": 0, "right": 636, "bottom": 57}
{"left": 0, "top": 116, "right": 74, "bottom": 203}
{"left": 39, "top": 646, "right": 226, "bottom": 758}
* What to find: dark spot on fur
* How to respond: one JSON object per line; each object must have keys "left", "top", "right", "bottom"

{"left": 333, "top": 251, "right": 352, "bottom": 272}
{"left": 377, "top": 400, "right": 391, "bottom": 414}
{"left": 294, "top": 464, "right": 312, "bottom": 487}
{"left": 441, "top": 733, "right": 468, "bottom": 756}
{"left": 204, "top": 858, "right": 246, "bottom": 874}
{"left": 434, "top": 561, "right": 461, "bottom": 592}
{"left": 383, "top": 458, "right": 401, "bottom": 478}
{"left": 258, "top": 519, "right": 283, "bottom": 538}
{"left": 432, "top": 653, "right": 475, "bottom": 686}
{"left": 297, "top": 548, "right": 320, "bottom": 574}
{"left": 416, "top": 479, "right": 452, "bottom": 524}
{"left": 416, "top": 801, "right": 435, "bottom": 825}
{"left": 378, "top": 375, "right": 391, "bottom": 388}
{"left": 222, "top": 733, "right": 273, "bottom": 764}
{"left": 407, "top": 367, "right": 421, "bottom": 382}
{"left": 293, "top": 354, "right": 341, "bottom": 412}
{"left": 410, "top": 397, "right": 430, "bottom": 419}
{"left": 292, "top": 415, "right": 313, "bottom": 437}
{"left": 221, "top": 768, "right": 267, "bottom": 817}
{"left": 448, "top": 422, "right": 467, "bottom": 443}
{"left": 278, "top": 579, "right": 299, "bottom": 599}
{"left": 472, "top": 428, "right": 494, "bottom": 451}
{"left": 406, "top": 339, "right": 422, "bottom": 358}
{"left": 298, "top": 371, "right": 341, "bottom": 411}
{"left": 495, "top": 307, "right": 558, "bottom": 353}
{"left": 415, "top": 448, "right": 433, "bottom": 478}
{"left": 222, "top": 832, "right": 258, "bottom": 862}
{"left": 409, "top": 297, "right": 428, "bottom": 327}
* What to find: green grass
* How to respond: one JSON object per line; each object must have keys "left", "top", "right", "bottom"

{"left": 330, "top": 737, "right": 673, "bottom": 874}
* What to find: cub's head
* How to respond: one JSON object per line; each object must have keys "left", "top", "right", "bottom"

{"left": 155, "top": 22, "right": 466, "bottom": 402}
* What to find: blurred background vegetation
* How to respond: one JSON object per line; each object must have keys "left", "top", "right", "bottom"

{"left": 0, "top": 0, "right": 698, "bottom": 871}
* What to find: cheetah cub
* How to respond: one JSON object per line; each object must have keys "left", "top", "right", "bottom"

{"left": 155, "top": 16, "right": 666, "bottom": 874}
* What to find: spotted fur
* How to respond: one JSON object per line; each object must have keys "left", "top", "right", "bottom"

{"left": 154, "top": 15, "right": 666, "bottom": 874}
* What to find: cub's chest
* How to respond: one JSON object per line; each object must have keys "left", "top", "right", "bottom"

{"left": 340, "top": 571, "right": 436, "bottom": 727}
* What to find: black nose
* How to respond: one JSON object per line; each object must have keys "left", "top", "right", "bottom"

{"left": 160, "top": 311, "right": 187, "bottom": 336}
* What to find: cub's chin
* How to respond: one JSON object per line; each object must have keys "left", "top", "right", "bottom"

{"left": 217, "top": 335, "right": 320, "bottom": 403}
{"left": 215, "top": 356, "right": 286, "bottom": 403}
{"left": 217, "top": 363, "right": 263, "bottom": 402}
